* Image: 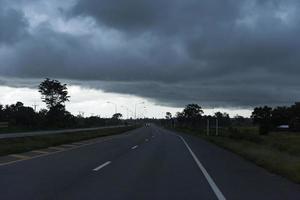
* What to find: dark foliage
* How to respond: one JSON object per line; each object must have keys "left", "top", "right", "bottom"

{"left": 251, "top": 106, "right": 272, "bottom": 135}
{"left": 112, "top": 113, "right": 123, "bottom": 120}
{"left": 163, "top": 104, "right": 231, "bottom": 131}
{"left": 251, "top": 102, "right": 300, "bottom": 134}
{"left": 38, "top": 78, "right": 70, "bottom": 109}
{"left": 0, "top": 79, "right": 124, "bottom": 131}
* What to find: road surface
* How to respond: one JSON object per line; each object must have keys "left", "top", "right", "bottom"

{"left": 0, "top": 125, "right": 127, "bottom": 139}
{"left": 0, "top": 125, "right": 299, "bottom": 200}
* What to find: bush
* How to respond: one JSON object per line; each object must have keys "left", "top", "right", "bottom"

{"left": 259, "top": 124, "right": 270, "bottom": 135}
{"left": 228, "top": 127, "right": 263, "bottom": 143}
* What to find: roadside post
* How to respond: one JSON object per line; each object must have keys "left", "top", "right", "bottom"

{"left": 216, "top": 118, "right": 219, "bottom": 136}
{"left": 207, "top": 119, "right": 210, "bottom": 136}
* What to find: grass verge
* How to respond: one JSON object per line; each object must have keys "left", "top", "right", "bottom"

{"left": 0, "top": 126, "right": 137, "bottom": 157}
{"left": 172, "top": 127, "right": 300, "bottom": 184}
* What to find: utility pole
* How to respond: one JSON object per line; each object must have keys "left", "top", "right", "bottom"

{"left": 216, "top": 118, "right": 219, "bottom": 136}
{"left": 121, "top": 105, "right": 133, "bottom": 119}
{"left": 32, "top": 102, "right": 39, "bottom": 112}
{"left": 134, "top": 102, "right": 145, "bottom": 126}
{"left": 142, "top": 106, "right": 147, "bottom": 119}
{"left": 125, "top": 107, "right": 129, "bottom": 119}
{"left": 134, "top": 102, "right": 145, "bottom": 120}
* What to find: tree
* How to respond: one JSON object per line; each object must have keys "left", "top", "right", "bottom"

{"left": 214, "top": 112, "right": 231, "bottom": 127}
{"left": 165, "top": 112, "right": 172, "bottom": 119}
{"left": 271, "top": 106, "right": 290, "bottom": 126}
{"left": 1, "top": 102, "right": 37, "bottom": 127}
{"left": 251, "top": 106, "right": 272, "bottom": 135}
{"left": 38, "top": 78, "right": 70, "bottom": 110}
{"left": 112, "top": 113, "right": 123, "bottom": 120}
{"left": 181, "top": 104, "right": 204, "bottom": 127}
{"left": 233, "top": 115, "right": 245, "bottom": 126}
{"left": 175, "top": 111, "right": 185, "bottom": 124}
{"left": 290, "top": 102, "right": 300, "bottom": 117}
{"left": 289, "top": 102, "right": 300, "bottom": 130}
{"left": 0, "top": 104, "right": 4, "bottom": 121}
{"left": 39, "top": 79, "right": 71, "bottom": 127}
{"left": 183, "top": 104, "right": 203, "bottom": 119}
{"left": 15, "top": 106, "right": 37, "bottom": 127}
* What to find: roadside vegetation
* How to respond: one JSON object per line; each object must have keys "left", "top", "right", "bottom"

{"left": 162, "top": 103, "right": 300, "bottom": 183}
{"left": 0, "top": 78, "right": 126, "bottom": 133}
{"left": 0, "top": 126, "right": 136, "bottom": 157}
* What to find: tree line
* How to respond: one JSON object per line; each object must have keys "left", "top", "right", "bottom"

{"left": 251, "top": 103, "right": 300, "bottom": 134}
{"left": 162, "top": 104, "right": 234, "bottom": 130}
{"left": 163, "top": 102, "right": 300, "bottom": 135}
{"left": 0, "top": 79, "right": 123, "bottom": 130}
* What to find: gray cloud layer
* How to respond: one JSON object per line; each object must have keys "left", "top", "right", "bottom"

{"left": 0, "top": 1, "right": 28, "bottom": 44}
{"left": 0, "top": 0, "right": 300, "bottom": 108}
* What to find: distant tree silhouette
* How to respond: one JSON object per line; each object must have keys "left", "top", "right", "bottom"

{"left": 45, "top": 104, "right": 67, "bottom": 127}
{"left": 165, "top": 112, "right": 172, "bottom": 119}
{"left": 271, "top": 106, "right": 290, "bottom": 126}
{"left": 175, "top": 111, "right": 186, "bottom": 126}
{"left": 232, "top": 115, "right": 246, "bottom": 126}
{"left": 176, "top": 104, "right": 203, "bottom": 128}
{"left": 38, "top": 78, "right": 70, "bottom": 110}
{"left": 214, "top": 112, "right": 231, "bottom": 127}
{"left": 183, "top": 104, "right": 203, "bottom": 119}
{"left": 38, "top": 79, "right": 71, "bottom": 127}
{"left": 15, "top": 105, "right": 37, "bottom": 127}
{"left": 0, "top": 104, "right": 4, "bottom": 121}
{"left": 38, "top": 109, "right": 48, "bottom": 117}
{"left": 289, "top": 103, "right": 300, "bottom": 130}
{"left": 0, "top": 102, "right": 37, "bottom": 127}
{"left": 251, "top": 106, "right": 272, "bottom": 135}
{"left": 112, "top": 113, "right": 123, "bottom": 120}
{"left": 84, "top": 116, "right": 106, "bottom": 127}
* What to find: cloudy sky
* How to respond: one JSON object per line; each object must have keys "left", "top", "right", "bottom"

{"left": 0, "top": 0, "right": 299, "bottom": 118}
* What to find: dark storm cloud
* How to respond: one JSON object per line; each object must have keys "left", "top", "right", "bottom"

{"left": 0, "top": 1, "right": 28, "bottom": 44}
{"left": 71, "top": 0, "right": 241, "bottom": 35}
{"left": 1, "top": 0, "right": 300, "bottom": 108}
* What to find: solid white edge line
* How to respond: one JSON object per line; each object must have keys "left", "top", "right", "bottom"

{"left": 93, "top": 161, "right": 111, "bottom": 171}
{"left": 178, "top": 135, "right": 226, "bottom": 200}
{"left": 131, "top": 145, "right": 138, "bottom": 149}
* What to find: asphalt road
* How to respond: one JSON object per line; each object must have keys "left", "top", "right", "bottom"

{"left": 0, "top": 125, "right": 300, "bottom": 200}
{"left": 0, "top": 125, "right": 127, "bottom": 139}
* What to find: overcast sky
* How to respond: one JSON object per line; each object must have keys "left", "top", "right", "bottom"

{"left": 0, "top": 0, "right": 299, "bottom": 117}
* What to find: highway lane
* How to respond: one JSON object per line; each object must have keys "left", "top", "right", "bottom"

{"left": 0, "top": 125, "right": 300, "bottom": 199}
{"left": 60, "top": 126, "right": 216, "bottom": 200}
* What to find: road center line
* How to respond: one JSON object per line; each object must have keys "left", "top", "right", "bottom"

{"left": 178, "top": 135, "right": 226, "bottom": 200}
{"left": 93, "top": 161, "right": 111, "bottom": 171}
{"left": 131, "top": 145, "right": 138, "bottom": 150}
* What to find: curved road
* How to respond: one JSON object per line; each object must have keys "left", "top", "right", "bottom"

{"left": 0, "top": 125, "right": 299, "bottom": 199}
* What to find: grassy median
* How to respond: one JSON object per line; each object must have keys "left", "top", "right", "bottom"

{"left": 172, "top": 127, "right": 300, "bottom": 183}
{"left": 0, "top": 126, "right": 137, "bottom": 157}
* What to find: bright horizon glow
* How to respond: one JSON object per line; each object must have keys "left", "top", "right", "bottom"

{"left": 0, "top": 85, "right": 252, "bottom": 119}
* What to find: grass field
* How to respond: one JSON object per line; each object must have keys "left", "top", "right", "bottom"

{"left": 173, "top": 126, "right": 300, "bottom": 183}
{"left": 0, "top": 126, "right": 137, "bottom": 157}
